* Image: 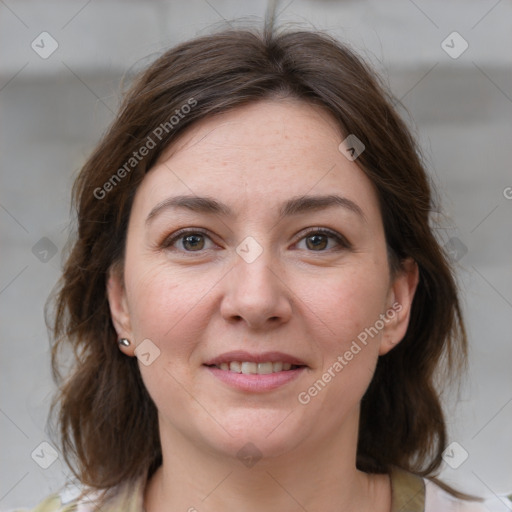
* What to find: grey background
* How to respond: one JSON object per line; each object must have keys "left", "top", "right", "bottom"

{"left": 1, "top": 0, "right": 511, "bottom": 510}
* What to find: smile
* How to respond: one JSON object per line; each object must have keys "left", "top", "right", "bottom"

{"left": 203, "top": 351, "right": 308, "bottom": 391}
{"left": 209, "top": 361, "right": 302, "bottom": 374}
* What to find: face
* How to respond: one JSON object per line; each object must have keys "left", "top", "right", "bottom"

{"left": 107, "top": 99, "right": 418, "bottom": 462}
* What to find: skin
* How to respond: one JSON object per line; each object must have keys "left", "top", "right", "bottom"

{"left": 107, "top": 99, "right": 419, "bottom": 512}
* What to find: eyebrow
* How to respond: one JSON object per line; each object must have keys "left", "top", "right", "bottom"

{"left": 145, "top": 194, "right": 366, "bottom": 225}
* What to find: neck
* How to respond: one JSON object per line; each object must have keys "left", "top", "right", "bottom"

{"left": 144, "top": 409, "right": 391, "bottom": 512}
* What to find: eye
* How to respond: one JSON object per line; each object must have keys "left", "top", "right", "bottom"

{"left": 295, "top": 228, "right": 350, "bottom": 252}
{"left": 161, "top": 228, "right": 216, "bottom": 252}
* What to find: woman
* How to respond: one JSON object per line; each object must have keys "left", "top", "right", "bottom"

{"left": 18, "top": 25, "right": 505, "bottom": 512}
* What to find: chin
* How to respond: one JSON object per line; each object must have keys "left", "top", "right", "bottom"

{"left": 196, "top": 410, "right": 310, "bottom": 461}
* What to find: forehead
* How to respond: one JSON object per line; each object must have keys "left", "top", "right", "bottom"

{"left": 158, "top": 99, "right": 342, "bottom": 173}
{"left": 132, "top": 99, "right": 382, "bottom": 225}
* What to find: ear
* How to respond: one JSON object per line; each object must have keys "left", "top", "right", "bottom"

{"left": 106, "top": 264, "right": 135, "bottom": 356}
{"left": 379, "top": 258, "right": 419, "bottom": 356}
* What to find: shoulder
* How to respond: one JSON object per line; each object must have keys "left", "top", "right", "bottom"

{"left": 390, "top": 466, "right": 511, "bottom": 512}
{"left": 11, "top": 474, "right": 146, "bottom": 512}
{"left": 10, "top": 486, "right": 101, "bottom": 512}
{"left": 424, "top": 477, "right": 512, "bottom": 512}
{"left": 6, "top": 494, "right": 63, "bottom": 512}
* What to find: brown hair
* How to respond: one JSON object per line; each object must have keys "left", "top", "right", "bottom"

{"left": 49, "top": 26, "right": 469, "bottom": 496}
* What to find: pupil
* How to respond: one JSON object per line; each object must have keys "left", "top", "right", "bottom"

{"left": 307, "top": 234, "right": 327, "bottom": 250}
{"left": 183, "top": 234, "right": 204, "bottom": 250}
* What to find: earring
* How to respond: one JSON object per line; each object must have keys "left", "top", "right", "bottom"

{"left": 118, "top": 338, "right": 131, "bottom": 347}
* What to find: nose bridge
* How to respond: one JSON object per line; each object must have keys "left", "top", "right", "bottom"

{"left": 220, "top": 244, "right": 292, "bottom": 328}
{"left": 237, "top": 252, "right": 276, "bottom": 296}
{"left": 234, "top": 233, "right": 277, "bottom": 290}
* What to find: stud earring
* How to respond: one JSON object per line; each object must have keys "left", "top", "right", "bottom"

{"left": 118, "top": 338, "right": 131, "bottom": 347}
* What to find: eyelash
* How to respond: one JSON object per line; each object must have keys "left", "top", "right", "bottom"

{"left": 160, "top": 227, "right": 351, "bottom": 254}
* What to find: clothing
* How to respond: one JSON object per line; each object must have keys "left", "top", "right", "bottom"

{"left": 11, "top": 466, "right": 511, "bottom": 512}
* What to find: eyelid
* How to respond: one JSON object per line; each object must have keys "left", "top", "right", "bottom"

{"left": 160, "top": 227, "right": 217, "bottom": 250}
{"left": 293, "top": 227, "right": 352, "bottom": 250}
{"left": 160, "top": 226, "right": 352, "bottom": 253}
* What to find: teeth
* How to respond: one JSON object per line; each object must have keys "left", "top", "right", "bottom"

{"left": 257, "top": 362, "right": 273, "bottom": 374}
{"left": 215, "top": 361, "right": 299, "bottom": 374}
{"left": 273, "top": 361, "right": 283, "bottom": 372}
{"left": 241, "top": 362, "right": 257, "bottom": 374}
{"left": 229, "top": 361, "right": 242, "bottom": 373}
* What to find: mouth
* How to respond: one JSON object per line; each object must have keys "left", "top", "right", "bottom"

{"left": 203, "top": 350, "right": 308, "bottom": 392}
{"left": 205, "top": 361, "right": 305, "bottom": 374}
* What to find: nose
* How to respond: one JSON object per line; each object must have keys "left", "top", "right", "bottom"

{"left": 219, "top": 252, "right": 293, "bottom": 331}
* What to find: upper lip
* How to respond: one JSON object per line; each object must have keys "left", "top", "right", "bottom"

{"left": 204, "top": 350, "right": 308, "bottom": 367}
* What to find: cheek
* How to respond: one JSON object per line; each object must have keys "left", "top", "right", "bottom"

{"left": 296, "top": 276, "right": 386, "bottom": 423}
{"left": 124, "top": 260, "right": 213, "bottom": 352}
{"left": 297, "top": 263, "right": 388, "bottom": 393}
{"left": 124, "top": 263, "right": 211, "bottom": 410}
{"left": 300, "top": 263, "right": 389, "bottom": 344}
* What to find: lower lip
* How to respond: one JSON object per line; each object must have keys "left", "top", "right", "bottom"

{"left": 204, "top": 365, "right": 306, "bottom": 392}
